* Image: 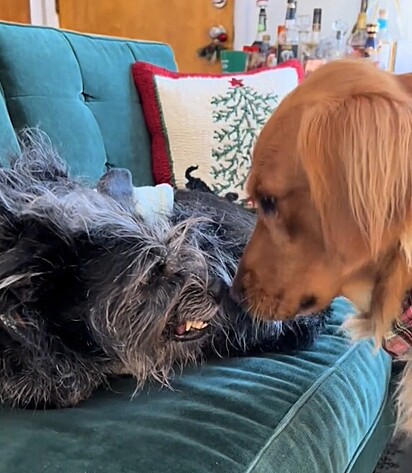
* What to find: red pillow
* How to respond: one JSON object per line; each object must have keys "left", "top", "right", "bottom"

{"left": 132, "top": 60, "right": 304, "bottom": 199}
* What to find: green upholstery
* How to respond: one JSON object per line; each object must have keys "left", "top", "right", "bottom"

{"left": 0, "top": 85, "right": 19, "bottom": 157}
{"left": 0, "top": 300, "right": 393, "bottom": 473}
{"left": 0, "top": 22, "right": 394, "bottom": 473}
{"left": 0, "top": 23, "right": 176, "bottom": 184}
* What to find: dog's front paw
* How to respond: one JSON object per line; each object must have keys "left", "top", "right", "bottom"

{"left": 343, "top": 312, "right": 376, "bottom": 342}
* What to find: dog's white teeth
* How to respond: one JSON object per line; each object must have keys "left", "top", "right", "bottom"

{"left": 184, "top": 320, "right": 207, "bottom": 331}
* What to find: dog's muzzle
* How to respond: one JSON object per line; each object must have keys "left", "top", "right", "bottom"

{"left": 170, "top": 277, "right": 226, "bottom": 343}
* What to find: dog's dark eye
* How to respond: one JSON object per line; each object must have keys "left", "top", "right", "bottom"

{"left": 299, "top": 295, "right": 318, "bottom": 311}
{"left": 154, "top": 262, "right": 166, "bottom": 275}
{"left": 260, "top": 196, "right": 278, "bottom": 215}
{"left": 174, "top": 270, "right": 185, "bottom": 280}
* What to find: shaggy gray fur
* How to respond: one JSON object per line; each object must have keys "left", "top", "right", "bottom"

{"left": 0, "top": 130, "right": 327, "bottom": 409}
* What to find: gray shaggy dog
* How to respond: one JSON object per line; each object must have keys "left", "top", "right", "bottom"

{"left": 0, "top": 132, "right": 327, "bottom": 409}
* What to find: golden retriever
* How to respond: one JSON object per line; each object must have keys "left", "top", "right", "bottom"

{"left": 232, "top": 59, "right": 412, "bottom": 433}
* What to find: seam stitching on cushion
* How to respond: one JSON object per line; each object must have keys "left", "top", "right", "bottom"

{"left": 5, "top": 96, "right": 138, "bottom": 102}
{"left": 343, "top": 380, "right": 393, "bottom": 473}
{"left": 125, "top": 42, "right": 145, "bottom": 93}
{"left": 125, "top": 43, "right": 138, "bottom": 62}
{"left": 126, "top": 42, "right": 176, "bottom": 71}
{"left": 59, "top": 32, "right": 85, "bottom": 95}
{"left": 0, "top": 22, "right": 165, "bottom": 46}
{"left": 126, "top": 41, "right": 177, "bottom": 75}
{"left": 59, "top": 31, "right": 109, "bottom": 167}
{"left": 245, "top": 341, "right": 382, "bottom": 473}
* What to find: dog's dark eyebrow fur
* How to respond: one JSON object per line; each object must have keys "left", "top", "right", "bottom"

{"left": 0, "top": 129, "right": 327, "bottom": 410}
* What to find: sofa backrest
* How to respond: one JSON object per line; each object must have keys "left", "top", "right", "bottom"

{"left": 0, "top": 22, "right": 177, "bottom": 185}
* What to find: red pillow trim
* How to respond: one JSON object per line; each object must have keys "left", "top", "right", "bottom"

{"left": 132, "top": 60, "right": 304, "bottom": 186}
{"left": 132, "top": 63, "right": 174, "bottom": 185}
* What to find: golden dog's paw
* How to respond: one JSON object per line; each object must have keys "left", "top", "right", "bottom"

{"left": 342, "top": 313, "right": 376, "bottom": 342}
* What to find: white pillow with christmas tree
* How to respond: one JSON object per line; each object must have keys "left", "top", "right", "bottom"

{"left": 132, "top": 61, "right": 304, "bottom": 201}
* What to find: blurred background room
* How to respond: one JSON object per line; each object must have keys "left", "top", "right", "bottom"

{"left": 1, "top": 0, "right": 410, "bottom": 74}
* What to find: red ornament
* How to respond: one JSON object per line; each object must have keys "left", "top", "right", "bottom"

{"left": 229, "top": 78, "right": 244, "bottom": 87}
{"left": 218, "top": 33, "right": 228, "bottom": 43}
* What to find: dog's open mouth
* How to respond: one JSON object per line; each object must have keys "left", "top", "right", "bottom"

{"left": 172, "top": 320, "right": 210, "bottom": 342}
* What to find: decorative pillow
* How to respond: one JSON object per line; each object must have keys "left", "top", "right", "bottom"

{"left": 132, "top": 61, "right": 304, "bottom": 200}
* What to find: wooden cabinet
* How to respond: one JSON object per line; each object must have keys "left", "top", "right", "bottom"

{"left": 58, "top": 0, "right": 233, "bottom": 73}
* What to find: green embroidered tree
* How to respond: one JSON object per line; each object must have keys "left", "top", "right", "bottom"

{"left": 211, "top": 78, "right": 278, "bottom": 196}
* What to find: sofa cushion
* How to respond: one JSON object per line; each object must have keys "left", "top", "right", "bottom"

{"left": 0, "top": 85, "right": 19, "bottom": 159}
{"left": 132, "top": 61, "right": 303, "bottom": 200}
{"left": 0, "top": 299, "right": 393, "bottom": 473}
{"left": 0, "top": 22, "right": 177, "bottom": 184}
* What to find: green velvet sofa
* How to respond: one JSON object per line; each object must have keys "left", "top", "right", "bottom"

{"left": 0, "top": 22, "right": 395, "bottom": 473}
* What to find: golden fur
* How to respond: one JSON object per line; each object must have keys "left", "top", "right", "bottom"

{"left": 232, "top": 60, "right": 412, "bottom": 433}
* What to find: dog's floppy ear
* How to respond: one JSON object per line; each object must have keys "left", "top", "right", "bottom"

{"left": 97, "top": 168, "right": 135, "bottom": 210}
{"left": 298, "top": 69, "right": 412, "bottom": 259}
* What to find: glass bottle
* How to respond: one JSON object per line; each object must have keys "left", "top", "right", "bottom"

{"left": 297, "top": 14, "right": 311, "bottom": 60}
{"left": 252, "top": 5, "right": 268, "bottom": 50}
{"left": 285, "top": 0, "right": 299, "bottom": 45}
{"left": 304, "top": 8, "right": 322, "bottom": 59}
{"left": 348, "top": 0, "right": 368, "bottom": 58}
{"left": 311, "top": 8, "right": 322, "bottom": 46}
{"left": 278, "top": 0, "right": 299, "bottom": 64}
{"left": 260, "top": 34, "right": 271, "bottom": 67}
{"left": 277, "top": 25, "right": 286, "bottom": 46}
{"left": 328, "top": 19, "right": 349, "bottom": 60}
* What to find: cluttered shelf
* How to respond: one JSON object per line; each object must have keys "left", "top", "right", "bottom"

{"left": 221, "top": 0, "right": 399, "bottom": 76}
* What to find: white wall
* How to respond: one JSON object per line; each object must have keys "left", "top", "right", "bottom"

{"left": 395, "top": 0, "right": 412, "bottom": 72}
{"left": 29, "top": 0, "right": 59, "bottom": 28}
{"left": 234, "top": 0, "right": 412, "bottom": 72}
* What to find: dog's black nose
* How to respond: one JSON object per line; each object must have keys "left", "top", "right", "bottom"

{"left": 208, "top": 277, "right": 225, "bottom": 301}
